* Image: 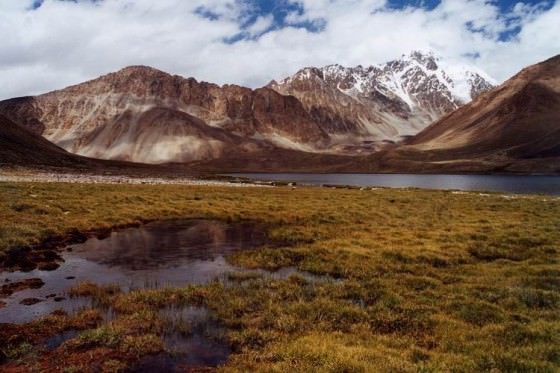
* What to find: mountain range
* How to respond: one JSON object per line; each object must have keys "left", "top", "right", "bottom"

{"left": 268, "top": 51, "right": 494, "bottom": 153}
{"left": 357, "top": 54, "right": 560, "bottom": 174}
{"left": 0, "top": 51, "right": 558, "bottom": 174}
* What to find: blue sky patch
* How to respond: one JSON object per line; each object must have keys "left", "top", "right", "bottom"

{"left": 31, "top": 0, "right": 44, "bottom": 9}
{"left": 493, "top": 0, "right": 554, "bottom": 12}
{"left": 33, "top": 0, "right": 555, "bottom": 44}
{"left": 194, "top": 6, "right": 221, "bottom": 21}
{"left": 196, "top": 0, "right": 326, "bottom": 43}
{"left": 386, "top": 0, "right": 441, "bottom": 11}
{"left": 386, "top": 0, "right": 554, "bottom": 12}
{"left": 194, "top": 0, "right": 555, "bottom": 43}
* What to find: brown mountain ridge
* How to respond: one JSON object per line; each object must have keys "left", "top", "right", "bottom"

{"left": 0, "top": 54, "right": 559, "bottom": 174}
{"left": 345, "top": 55, "right": 560, "bottom": 174}
{"left": 0, "top": 52, "right": 494, "bottom": 165}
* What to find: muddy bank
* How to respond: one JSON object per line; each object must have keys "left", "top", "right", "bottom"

{"left": 0, "top": 219, "right": 288, "bottom": 371}
{"left": 0, "top": 219, "right": 274, "bottom": 324}
{"left": 1, "top": 278, "right": 44, "bottom": 297}
{"left": 1, "top": 221, "right": 148, "bottom": 272}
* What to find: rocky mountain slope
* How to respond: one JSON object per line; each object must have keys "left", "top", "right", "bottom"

{"left": 352, "top": 54, "right": 560, "bottom": 174}
{"left": 268, "top": 51, "right": 494, "bottom": 152}
{"left": 0, "top": 113, "right": 188, "bottom": 174}
{"left": 0, "top": 114, "right": 87, "bottom": 167}
{"left": 1, "top": 54, "right": 558, "bottom": 174}
{"left": 409, "top": 54, "right": 560, "bottom": 156}
{"left": 0, "top": 67, "right": 330, "bottom": 164}
{"left": 0, "top": 52, "right": 494, "bottom": 164}
{"left": 0, "top": 112, "right": 353, "bottom": 173}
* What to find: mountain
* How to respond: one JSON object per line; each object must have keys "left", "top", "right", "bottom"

{"left": 0, "top": 52, "right": 494, "bottom": 164}
{"left": 267, "top": 51, "right": 494, "bottom": 153}
{"left": 0, "top": 110, "right": 353, "bottom": 174}
{"left": 0, "top": 66, "right": 330, "bottom": 164}
{"left": 0, "top": 113, "right": 92, "bottom": 167}
{"left": 409, "top": 54, "right": 560, "bottom": 156}
{"left": 353, "top": 54, "right": 560, "bottom": 174}
{"left": 0, "top": 113, "right": 180, "bottom": 173}
{"left": 1, "top": 53, "right": 558, "bottom": 174}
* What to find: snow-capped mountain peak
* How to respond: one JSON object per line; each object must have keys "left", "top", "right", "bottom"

{"left": 268, "top": 51, "right": 495, "bottom": 152}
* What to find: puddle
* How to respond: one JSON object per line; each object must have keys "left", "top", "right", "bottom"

{"left": 130, "top": 306, "right": 230, "bottom": 372}
{"left": 0, "top": 219, "right": 269, "bottom": 324}
{"left": 0, "top": 219, "right": 331, "bottom": 370}
{"left": 44, "top": 329, "right": 80, "bottom": 350}
{"left": 42, "top": 307, "right": 231, "bottom": 371}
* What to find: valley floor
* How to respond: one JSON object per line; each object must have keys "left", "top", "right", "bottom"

{"left": 0, "top": 169, "right": 260, "bottom": 187}
{"left": 0, "top": 182, "right": 559, "bottom": 372}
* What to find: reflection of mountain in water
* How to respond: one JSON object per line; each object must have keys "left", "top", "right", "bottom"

{"left": 0, "top": 220, "right": 272, "bottom": 324}
{"left": 71, "top": 220, "right": 269, "bottom": 270}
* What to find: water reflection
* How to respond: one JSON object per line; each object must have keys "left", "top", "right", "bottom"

{"left": 227, "top": 173, "right": 560, "bottom": 195}
{"left": 74, "top": 219, "right": 268, "bottom": 269}
{"left": 0, "top": 219, "right": 269, "bottom": 324}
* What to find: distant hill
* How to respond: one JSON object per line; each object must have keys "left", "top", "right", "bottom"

{"left": 409, "top": 55, "right": 560, "bottom": 159}
{"left": 0, "top": 54, "right": 558, "bottom": 174}
{"left": 348, "top": 55, "right": 560, "bottom": 174}
{"left": 268, "top": 51, "right": 494, "bottom": 153}
{"left": 0, "top": 66, "right": 329, "bottom": 164}
{"left": 0, "top": 114, "right": 198, "bottom": 175}
{"left": 0, "top": 51, "right": 494, "bottom": 165}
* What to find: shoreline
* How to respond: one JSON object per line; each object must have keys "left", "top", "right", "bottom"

{"left": 0, "top": 171, "right": 268, "bottom": 188}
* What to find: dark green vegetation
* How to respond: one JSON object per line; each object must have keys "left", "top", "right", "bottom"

{"left": 1, "top": 182, "right": 559, "bottom": 371}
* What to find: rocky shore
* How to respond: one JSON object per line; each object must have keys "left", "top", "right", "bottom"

{"left": 0, "top": 169, "right": 268, "bottom": 187}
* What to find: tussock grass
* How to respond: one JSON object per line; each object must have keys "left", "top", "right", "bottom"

{"left": 0, "top": 182, "right": 559, "bottom": 371}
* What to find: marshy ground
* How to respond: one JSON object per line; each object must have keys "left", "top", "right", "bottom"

{"left": 0, "top": 182, "right": 559, "bottom": 372}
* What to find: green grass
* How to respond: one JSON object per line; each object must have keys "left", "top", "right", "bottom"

{"left": 0, "top": 182, "right": 559, "bottom": 372}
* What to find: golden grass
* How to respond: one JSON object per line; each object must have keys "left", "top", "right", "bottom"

{"left": 0, "top": 182, "right": 559, "bottom": 372}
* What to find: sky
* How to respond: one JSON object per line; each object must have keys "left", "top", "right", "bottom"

{"left": 0, "top": 0, "right": 558, "bottom": 100}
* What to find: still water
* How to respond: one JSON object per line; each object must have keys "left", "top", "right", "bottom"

{"left": 0, "top": 220, "right": 271, "bottom": 370}
{"left": 228, "top": 173, "right": 560, "bottom": 195}
{"left": 0, "top": 219, "right": 328, "bottom": 370}
{"left": 0, "top": 219, "right": 272, "bottom": 324}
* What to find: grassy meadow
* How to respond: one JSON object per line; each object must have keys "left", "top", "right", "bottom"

{"left": 0, "top": 181, "right": 559, "bottom": 372}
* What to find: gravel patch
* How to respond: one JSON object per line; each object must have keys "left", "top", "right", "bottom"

{"left": 0, "top": 171, "right": 268, "bottom": 187}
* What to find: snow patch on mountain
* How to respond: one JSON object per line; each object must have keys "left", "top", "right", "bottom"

{"left": 269, "top": 50, "right": 495, "bottom": 151}
{"left": 277, "top": 51, "right": 494, "bottom": 108}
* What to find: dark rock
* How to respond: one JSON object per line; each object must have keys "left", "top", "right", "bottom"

{"left": 54, "top": 297, "right": 66, "bottom": 302}
{"left": 27, "top": 278, "right": 45, "bottom": 289}
{"left": 37, "top": 262, "right": 60, "bottom": 271}
{"left": 30, "top": 250, "right": 62, "bottom": 262}
{"left": 1, "top": 278, "right": 44, "bottom": 297}
{"left": 42, "top": 250, "right": 61, "bottom": 261}
{"left": 68, "top": 230, "right": 88, "bottom": 243}
{"left": 19, "top": 260, "right": 38, "bottom": 272}
{"left": 20, "top": 297, "right": 43, "bottom": 306}
{"left": 97, "top": 229, "right": 111, "bottom": 240}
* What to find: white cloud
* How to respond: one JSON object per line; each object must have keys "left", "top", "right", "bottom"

{"left": 0, "top": 0, "right": 558, "bottom": 100}
{"left": 246, "top": 14, "right": 275, "bottom": 36}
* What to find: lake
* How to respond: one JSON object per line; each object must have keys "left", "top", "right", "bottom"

{"left": 227, "top": 173, "right": 560, "bottom": 195}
